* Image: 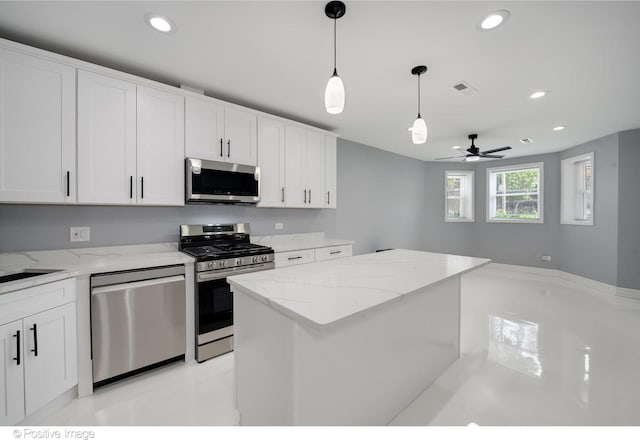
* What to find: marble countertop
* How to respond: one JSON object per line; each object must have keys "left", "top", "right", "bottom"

{"left": 0, "top": 243, "right": 195, "bottom": 295}
{"left": 251, "top": 232, "right": 354, "bottom": 253}
{"left": 228, "top": 249, "right": 490, "bottom": 327}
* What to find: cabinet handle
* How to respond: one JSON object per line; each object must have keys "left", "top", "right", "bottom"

{"left": 129, "top": 176, "right": 133, "bottom": 199}
{"left": 66, "top": 171, "right": 70, "bottom": 197}
{"left": 30, "top": 324, "right": 38, "bottom": 357}
{"left": 288, "top": 256, "right": 303, "bottom": 261}
{"left": 304, "top": 189, "right": 307, "bottom": 204}
{"left": 281, "top": 187, "right": 285, "bottom": 203}
{"left": 309, "top": 189, "right": 311, "bottom": 204}
{"left": 330, "top": 250, "right": 342, "bottom": 255}
{"left": 227, "top": 140, "right": 231, "bottom": 158}
{"left": 220, "top": 139, "right": 223, "bottom": 157}
{"left": 13, "top": 331, "right": 20, "bottom": 365}
{"left": 327, "top": 191, "right": 330, "bottom": 205}
{"left": 141, "top": 177, "right": 144, "bottom": 199}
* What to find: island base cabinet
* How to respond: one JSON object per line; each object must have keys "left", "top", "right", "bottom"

{"left": 234, "top": 277, "right": 460, "bottom": 426}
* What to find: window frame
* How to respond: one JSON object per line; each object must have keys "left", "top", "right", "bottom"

{"left": 445, "top": 170, "right": 475, "bottom": 223}
{"left": 486, "top": 162, "right": 544, "bottom": 224}
{"left": 561, "top": 152, "right": 594, "bottom": 226}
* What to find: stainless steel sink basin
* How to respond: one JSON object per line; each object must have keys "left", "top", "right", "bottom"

{"left": 0, "top": 269, "right": 63, "bottom": 284}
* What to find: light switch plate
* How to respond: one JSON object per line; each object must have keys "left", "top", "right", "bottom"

{"left": 70, "top": 226, "right": 90, "bottom": 242}
{"left": 275, "top": 223, "right": 284, "bottom": 230}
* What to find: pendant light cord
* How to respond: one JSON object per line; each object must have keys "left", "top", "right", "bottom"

{"left": 333, "top": 18, "right": 337, "bottom": 74}
{"left": 417, "top": 73, "right": 421, "bottom": 117}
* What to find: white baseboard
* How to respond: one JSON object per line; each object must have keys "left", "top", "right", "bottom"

{"left": 17, "top": 386, "right": 77, "bottom": 426}
{"left": 481, "top": 262, "right": 640, "bottom": 299}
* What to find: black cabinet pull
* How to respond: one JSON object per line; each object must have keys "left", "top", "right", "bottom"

{"left": 304, "top": 189, "right": 307, "bottom": 204}
{"left": 327, "top": 191, "right": 330, "bottom": 205}
{"left": 13, "top": 331, "right": 20, "bottom": 365}
{"left": 129, "top": 176, "right": 133, "bottom": 199}
{"left": 288, "top": 256, "right": 303, "bottom": 261}
{"left": 309, "top": 189, "right": 311, "bottom": 204}
{"left": 30, "top": 324, "right": 38, "bottom": 357}
{"left": 281, "top": 187, "right": 285, "bottom": 203}
{"left": 141, "top": 177, "right": 144, "bottom": 199}
{"left": 66, "top": 171, "right": 70, "bottom": 197}
{"left": 220, "top": 138, "right": 223, "bottom": 157}
{"left": 227, "top": 140, "right": 231, "bottom": 158}
{"left": 330, "top": 250, "right": 342, "bottom": 255}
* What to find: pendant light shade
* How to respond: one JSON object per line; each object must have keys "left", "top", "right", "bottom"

{"left": 325, "top": 71, "right": 345, "bottom": 114}
{"left": 324, "top": 1, "right": 346, "bottom": 114}
{"left": 411, "top": 116, "right": 428, "bottom": 144}
{"left": 410, "top": 65, "right": 428, "bottom": 144}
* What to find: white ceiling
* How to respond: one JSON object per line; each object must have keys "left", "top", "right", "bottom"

{"left": 0, "top": 1, "right": 639, "bottom": 162}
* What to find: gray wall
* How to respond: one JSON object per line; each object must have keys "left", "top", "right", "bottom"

{"left": 617, "top": 130, "right": 640, "bottom": 289}
{"left": 0, "top": 138, "right": 427, "bottom": 256}
{"left": 559, "top": 133, "right": 619, "bottom": 285}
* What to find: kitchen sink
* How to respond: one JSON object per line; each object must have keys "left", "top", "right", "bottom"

{"left": 0, "top": 269, "right": 63, "bottom": 284}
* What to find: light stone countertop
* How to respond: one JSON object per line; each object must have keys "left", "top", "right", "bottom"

{"left": 228, "top": 249, "right": 490, "bottom": 327}
{"left": 0, "top": 243, "right": 195, "bottom": 295}
{"left": 251, "top": 232, "right": 354, "bottom": 253}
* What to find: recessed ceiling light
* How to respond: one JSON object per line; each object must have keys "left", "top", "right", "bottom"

{"left": 520, "top": 138, "right": 534, "bottom": 144}
{"left": 145, "top": 13, "right": 175, "bottom": 33}
{"left": 480, "top": 10, "right": 510, "bottom": 30}
{"left": 553, "top": 125, "right": 567, "bottom": 131}
{"left": 452, "top": 145, "right": 462, "bottom": 150}
{"left": 466, "top": 156, "right": 480, "bottom": 162}
{"left": 530, "top": 90, "right": 548, "bottom": 99}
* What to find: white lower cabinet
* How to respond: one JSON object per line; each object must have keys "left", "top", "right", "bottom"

{"left": 0, "top": 280, "right": 77, "bottom": 425}
{"left": 275, "top": 244, "right": 353, "bottom": 268}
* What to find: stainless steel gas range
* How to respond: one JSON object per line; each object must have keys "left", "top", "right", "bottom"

{"left": 179, "top": 223, "right": 274, "bottom": 362}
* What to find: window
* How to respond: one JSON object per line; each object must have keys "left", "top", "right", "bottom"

{"left": 445, "top": 171, "right": 474, "bottom": 222}
{"left": 487, "top": 162, "right": 543, "bottom": 223}
{"left": 561, "top": 152, "right": 594, "bottom": 225}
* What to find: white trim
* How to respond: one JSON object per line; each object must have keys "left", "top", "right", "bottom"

{"left": 561, "top": 152, "right": 595, "bottom": 226}
{"left": 486, "top": 161, "right": 544, "bottom": 223}
{"left": 444, "top": 170, "right": 475, "bottom": 222}
{"left": 617, "top": 287, "right": 640, "bottom": 300}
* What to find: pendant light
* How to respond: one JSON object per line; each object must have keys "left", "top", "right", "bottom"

{"left": 410, "top": 65, "right": 428, "bottom": 144}
{"left": 324, "top": 1, "right": 346, "bottom": 114}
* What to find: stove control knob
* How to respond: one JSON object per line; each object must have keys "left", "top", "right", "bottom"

{"left": 220, "top": 260, "right": 226, "bottom": 268}
{"left": 261, "top": 255, "right": 268, "bottom": 262}
{"left": 252, "top": 256, "right": 258, "bottom": 264}
{"left": 236, "top": 258, "right": 242, "bottom": 266}
{"left": 208, "top": 262, "right": 214, "bottom": 269}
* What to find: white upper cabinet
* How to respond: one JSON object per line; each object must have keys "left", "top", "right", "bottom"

{"left": 257, "top": 116, "right": 286, "bottom": 208}
{"left": 137, "top": 86, "right": 185, "bottom": 206}
{"left": 185, "top": 96, "right": 257, "bottom": 166}
{"left": 305, "top": 131, "right": 326, "bottom": 208}
{"left": 77, "top": 70, "right": 137, "bottom": 204}
{"left": 325, "top": 136, "right": 337, "bottom": 208}
{"left": 0, "top": 48, "right": 76, "bottom": 204}
{"left": 185, "top": 96, "right": 225, "bottom": 162}
{"left": 284, "top": 125, "right": 307, "bottom": 208}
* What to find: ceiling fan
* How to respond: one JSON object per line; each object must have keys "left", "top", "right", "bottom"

{"left": 435, "top": 134, "right": 512, "bottom": 162}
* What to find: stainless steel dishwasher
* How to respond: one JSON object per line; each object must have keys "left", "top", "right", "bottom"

{"left": 91, "top": 265, "right": 186, "bottom": 387}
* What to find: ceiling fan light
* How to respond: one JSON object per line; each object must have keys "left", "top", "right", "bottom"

{"left": 325, "top": 73, "right": 345, "bottom": 114}
{"left": 466, "top": 156, "right": 480, "bottom": 162}
{"left": 411, "top": 117, "right": 427, "bottom": 144}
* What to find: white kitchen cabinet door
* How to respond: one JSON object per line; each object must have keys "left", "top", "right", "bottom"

{"left": 305, "top": 130, "right": 326, "bottom": 208}
{"left": 185, "top": 96, "right": 225, "bottom": 162}
{"left": 257, "top": 117, "right": 286, "bottom": 207}
{"left": 0, "top": 48, "right": 75, "bottom": 204}
{"left": 77, "top": 70, "right": 137, "bottom": 205}
{"left": 136, "top": 86, "right": 185, "bottom": 206}
{"left": 284, "top": 125, "right": 306, "bottom": 208}
{"left": 324, "top": 136, "right": 337, "bottom": 209}
{"left": 225, "top": 106, "right": 257, "bottom": 166}
{"left": 0, "top": 320, "right": 25, "bottom": 425}
{"left": 23, "top": 302, "right": 77, "bottom": 417}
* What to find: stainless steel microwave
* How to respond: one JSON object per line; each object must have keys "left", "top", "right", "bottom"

{"left": 185, "top": 158, "right": 260, "bottom": 204}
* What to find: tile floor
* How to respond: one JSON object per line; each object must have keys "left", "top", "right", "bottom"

{"left": 43, "top": 265, "right": 640, "bottom": 426}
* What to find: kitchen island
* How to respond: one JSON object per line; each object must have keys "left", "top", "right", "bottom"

{"left": 227, "top": 249, "right": 490, "bottom": 425}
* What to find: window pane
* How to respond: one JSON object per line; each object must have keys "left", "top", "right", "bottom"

{"left": 504, "top": 169, "right": 538, "bottom": 193}
{"left": 447, "top": 177, "right": 461, "bottom": 197}
{"left": 447, "top": 198, "right": 461, "bottom": 218}
{"left": 494, "top": 194, "right": 539, "bottom": 219}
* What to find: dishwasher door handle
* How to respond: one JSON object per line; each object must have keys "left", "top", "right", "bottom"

{"left": 92, "top": 275, "right": 185, "bottom": 295}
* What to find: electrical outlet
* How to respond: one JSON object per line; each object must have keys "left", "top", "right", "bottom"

{"left": 275, "top": 223, "right": 284, "bottom": 230}
{"left": 541, "top": 255, "right": 551, "bottom": 262}
{"left": 70, "top": 226, "right": 90, "bottom": 242}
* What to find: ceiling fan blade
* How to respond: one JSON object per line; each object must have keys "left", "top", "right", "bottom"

{"left": 480, "top": 154, "right": 505, "bottom": 159}
{"left": 481, "top": 146, "right": 512, "bottom": 155}
{"left": 434, "top": 155, "right": 466, "bottom": 160}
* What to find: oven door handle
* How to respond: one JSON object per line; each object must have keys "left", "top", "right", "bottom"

{"left": 197, "top": 263, "right": 274, "bottom": 282}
